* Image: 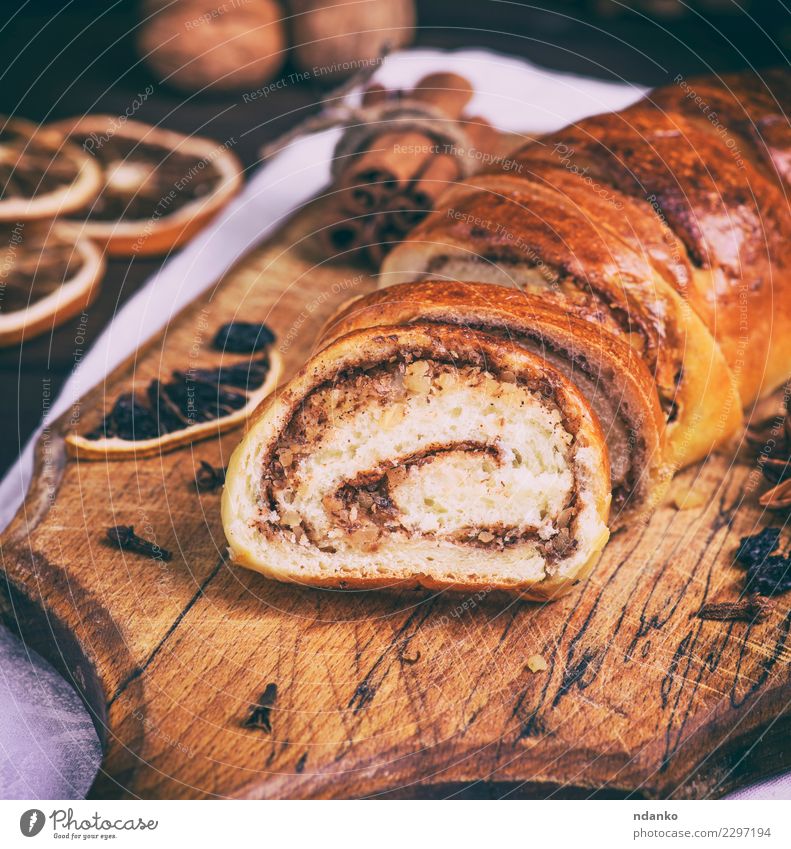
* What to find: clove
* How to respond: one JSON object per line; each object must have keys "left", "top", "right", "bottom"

{"left": 244, "top": 683, "right": 278, "bottom": 733}
{"left": 195, "top": 461, "right": 226, "bottom": 493}
{"left": 105, "top": 525, "right": 172, "bottom": 562}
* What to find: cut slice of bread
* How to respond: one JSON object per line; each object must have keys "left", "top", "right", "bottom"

{"left": 223, "top": 324, "right": 611, "bottom": 600}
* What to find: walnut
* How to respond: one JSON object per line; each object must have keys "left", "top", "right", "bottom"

{"left": 526, "top": 654, "right": 548, "bottom": 673}
{"left": 403, "top": 361, "right": 431, "bottom": 394}
{"left": 138, "top": 0, "right": 287, "bottom": 92}
{"left": 289, "top": 0, "right": 415, "bottom": 82}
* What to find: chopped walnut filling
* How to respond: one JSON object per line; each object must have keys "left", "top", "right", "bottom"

{"left": 261, "top": 356, "right": 580, "bottom": 561}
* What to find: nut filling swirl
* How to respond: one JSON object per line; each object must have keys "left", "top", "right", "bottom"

{"left": 260, "top": 358, "right": 581, "bottom": 566}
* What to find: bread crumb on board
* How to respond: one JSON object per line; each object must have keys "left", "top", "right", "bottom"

{"left": 527, "top": 654, "right": 548, "bottom": 673}
{"left": 673, "top": 485, "right": 707, "bottom": 511}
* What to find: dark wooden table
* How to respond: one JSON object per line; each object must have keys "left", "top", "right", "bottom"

{"left": 1, "top": 0, "right": 788, "bottom": 478}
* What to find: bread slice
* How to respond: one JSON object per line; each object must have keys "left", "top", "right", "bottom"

{"left": 322, "top": 280, "right": 669, "bottom": 528}
{"left": 223, "top": 323, "right": 611, "bottom": 600}
{"left": 379, "top": 172, "right": 743, "bottom": 471}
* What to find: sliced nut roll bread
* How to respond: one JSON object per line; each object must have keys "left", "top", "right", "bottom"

{"left": 380, "top": 171, "right": 741, "bottom": 471}
{"left": 508, "top": 73, "right": 791, "bottom": 407}
{"left": 323, "top": 281, "right": 668, "bottom": 528}
{"left": 381, "top": 68, "right": 791, "bottom": 468}
{"left": 222, "top": 324, "right": 611, "bottom": 600}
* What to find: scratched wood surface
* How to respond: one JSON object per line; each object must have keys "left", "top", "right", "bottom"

{"left": 1, "top": 196, "right": 790, "bottom": 800}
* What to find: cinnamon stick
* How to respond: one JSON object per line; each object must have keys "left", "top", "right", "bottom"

{"left": 340, "top": 74, "right": 473, "bottom": 208}
{"left": 321, "top": 217, "right": 367, "bottom": 256}
{"left": 410, "top": 72, "right": 474, "bottom": 119}
{"left": 361, "top": 83, "right": 389, "bottom": 106}
{"left": 321, "top": 72, "right": 488, "bottom": 266}
{"left": 407, "top": 153, "right": 461, "bottom": 210}
{"left": 380, "top": 192, "right": 427, "bottom": 234}
{"left": 336, "top": 180, "right": 390, "bottom": 214}
{"left": 340, "top": 129, "right": 436, "bottom": 209}
{"left": 362, "top": 213, "right": 401, "bottom": 267}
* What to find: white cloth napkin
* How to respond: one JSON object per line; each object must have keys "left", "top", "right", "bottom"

{"left": 1, "top": 46, "right": 782, "bottom": 800}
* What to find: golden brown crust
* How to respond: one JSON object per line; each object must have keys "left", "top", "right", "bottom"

{"left": 392, "top": 173, "right": 682, "bottom": 394}
{"left": 651, "top": 69, "right": 791, "bottom": 191}
{"left": 223, "top": 323, "right": 611, "bottom": 601}
{"left": 322, "top": 280, "right": 668, "bottom": 526}
{"left": 502, "top": 71, "right": 791, "bottom": 404}
{"left": 472, "top": 164, "right": 703, "bottom": 325}
{"left": 380, "top": 172, "right": 743, "bottom": 469}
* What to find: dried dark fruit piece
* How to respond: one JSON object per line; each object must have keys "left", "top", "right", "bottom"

{"left": 696, "top": 596, "right": 772, "bottom": 623}
{"left": 745, "top": 556, "right": 791, "bottom": 597}
{"left": 195, "top": 461, "right": 226, "bottom": 493}
{"left": 735, "top": 527, "right": 782, "bottom": 567}
{"left": 189, "top": 356, "right": 271, "bottom": 390}
{"left": 147, "top": 379, "right": 188, "bottom": 435}
{"left": 167, "top": 371, "right": 248, "bottom": 423}
{"left": 105, "top": 525, "right": 172, "bottom": 562}
{"left": 213, "top": 322, "right": 276, "bottom": 354}
{"left": 87, "top": 392, "right": 160, "bottom": 441}
{"left": 67, "top": 332, "right": 281, "bottom": 460}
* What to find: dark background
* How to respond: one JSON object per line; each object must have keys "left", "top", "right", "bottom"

{"left": 1, "top": 0, "right": 789, "bottom": 477}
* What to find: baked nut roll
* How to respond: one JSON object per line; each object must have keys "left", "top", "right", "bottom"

{"left": 323, "top": 281, "right": 667, "bottom": 527}
{"left": 222, "top": 324, "right": 611, "bottom": 600}
{"left": 502, "top": 70, "right": 791, "bottom": 405}
{"left": 380, "top": 173, "right": 742, "bottom": 470}
{"left": 650, "top": 69, "right": 791, "bottom": 194}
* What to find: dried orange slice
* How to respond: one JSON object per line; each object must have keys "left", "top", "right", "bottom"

{"left": 51, "top": 117, "right": 244, "bottom": 256}
{"left": 0, "top": 117, "right": 102, "bottom": 222}
{"left": 0, "top": 221, "right": 105, "bottom": 346}
{"left": 65, "top": 326, "right": 282, "bottom": 460}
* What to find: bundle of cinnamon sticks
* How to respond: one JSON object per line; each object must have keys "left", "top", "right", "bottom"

{"left": 320, "top": 72, "right": 503, "bottom": 267}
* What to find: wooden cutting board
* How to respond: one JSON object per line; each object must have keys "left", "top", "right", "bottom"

{"left": 1, "top": 196, "right": 790, "bottom": 800}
